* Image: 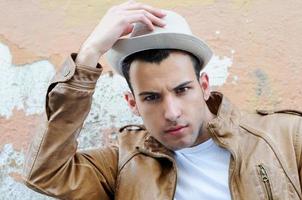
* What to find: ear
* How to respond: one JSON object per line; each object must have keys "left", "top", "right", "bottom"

{"left": 199, "top": 72, "right": 211, "bottom": 101}
{"left": 124, "top": 91, "right": 140, "bottom": 116}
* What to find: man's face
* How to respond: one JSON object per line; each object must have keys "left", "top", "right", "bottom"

{"left": 126, "top": 52, "right": 213, "bottom": 151}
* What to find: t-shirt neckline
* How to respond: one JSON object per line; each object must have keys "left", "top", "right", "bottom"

{"left": 175, "top": 138, "right": 215, "bottom": 154}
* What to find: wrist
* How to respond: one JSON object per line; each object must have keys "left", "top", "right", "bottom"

{"left": 75, "top": 44, "right": 104, "bottom": 68}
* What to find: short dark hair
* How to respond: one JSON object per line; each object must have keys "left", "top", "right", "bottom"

{"left": 122, "top": 49, "right": 203, "bottom": 93}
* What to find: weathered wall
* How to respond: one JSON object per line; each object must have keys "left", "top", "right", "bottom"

{"left": 0, "top": 0, "right": 301, "bottom": 199}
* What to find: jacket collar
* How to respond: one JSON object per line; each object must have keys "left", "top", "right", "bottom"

{"left": 206, "top": 92, "right": 242, "bottom": 152}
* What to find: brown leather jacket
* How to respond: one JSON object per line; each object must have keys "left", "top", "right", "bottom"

{"left": 23, "top": 54, "right": 302, "bottom": 200}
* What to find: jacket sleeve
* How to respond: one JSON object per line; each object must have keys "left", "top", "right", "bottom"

{"left": 23, "top": 54, "right": 118, "bottom": 200}
{"left": 298, "top": 116, "right": 302, "bottom": 190}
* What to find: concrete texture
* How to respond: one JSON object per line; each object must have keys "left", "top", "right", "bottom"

{"left": 0, "top": 0, "right": 302, "bottom": 199}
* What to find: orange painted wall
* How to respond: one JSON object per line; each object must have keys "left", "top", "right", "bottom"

{"left": 0, "top": 0, "right": 301, "bottom": 198}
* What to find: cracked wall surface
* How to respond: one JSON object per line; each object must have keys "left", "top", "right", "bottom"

{"left": 0, "top": 0, "right": 302, "bottom": 199}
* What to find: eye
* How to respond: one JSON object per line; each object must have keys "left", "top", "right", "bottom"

{"left": 175, "top": 87, "right": 190, "bottom": 95}
{"left": 143, "top": 94, "right": 160, "bottom": 102}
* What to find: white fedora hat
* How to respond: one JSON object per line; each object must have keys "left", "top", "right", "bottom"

{"left": 106, "top": 10, "right": 213, "bottom": 76}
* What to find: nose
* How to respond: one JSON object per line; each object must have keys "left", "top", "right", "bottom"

{"left": 164, "top": 95, "right": 181, "bottom": 122}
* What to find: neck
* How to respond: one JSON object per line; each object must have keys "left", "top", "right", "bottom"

{"left": 193, "top": 107, "right": 216, "bottom": 146}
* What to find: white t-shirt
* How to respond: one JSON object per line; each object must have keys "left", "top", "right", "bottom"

{"left": 174, "top": 139, "right": 231, "bottom": 200}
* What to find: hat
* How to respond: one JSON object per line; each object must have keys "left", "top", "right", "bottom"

{"left": 106, "top": 10, "right": 213, "bottom": 76}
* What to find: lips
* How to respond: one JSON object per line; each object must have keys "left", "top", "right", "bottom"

{"left": 164, "top": 125, "right": 188, "bottom": 136}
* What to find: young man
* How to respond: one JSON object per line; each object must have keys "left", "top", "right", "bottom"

{"left": 23, "top": 1, "right": 302, "bottom": 200}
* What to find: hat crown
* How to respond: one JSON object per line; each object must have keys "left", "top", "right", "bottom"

{"left": 130, "top": 10, "right": 193, "bottom": 38}
{"left": 106, "top": 10, "right": 213, "bottom": 76}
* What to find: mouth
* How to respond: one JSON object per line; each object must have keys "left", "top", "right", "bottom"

{"left": 164, "top": 125, "right": 189, "bottom": 136}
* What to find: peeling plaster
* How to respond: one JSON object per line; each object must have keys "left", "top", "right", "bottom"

{"left": 78, "top": 73, "right": 142, "bottom": 149}
{"left": 202, "top": 55, "right": 233, "bottom": 86}
{"left": 0, "top": 43, "right": 56, "bottom": 118}
{"left": 232, "top": 75, "right": 239, "bottom": 85}
{"left": 0, "top": 144, "right": 54, "bottom": 199}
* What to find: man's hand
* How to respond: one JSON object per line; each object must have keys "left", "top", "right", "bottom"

{"left": 76, "top": 0, "right": 166, "bottom": 67}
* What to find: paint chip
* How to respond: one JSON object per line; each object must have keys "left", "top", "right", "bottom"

{"left": 0, "top": 144, "right": 54, "bottom": 199}
{"left": 232, "top": 75, "right": 239, "bottom": 84}
{"left": 202, "top": 55, "right": 233, "bottom": 86}
{"left": 0, "top": 43, "right": 56, "bottom": 118}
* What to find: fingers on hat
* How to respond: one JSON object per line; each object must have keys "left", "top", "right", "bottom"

{"left": 125, "top": 2, "right": 166, "bottom": 18}
{"left": 125, "top": 12, "right": 154, "bottom": 30}
{"left": 126, "top": 10, "right": 166, "bottom": 27}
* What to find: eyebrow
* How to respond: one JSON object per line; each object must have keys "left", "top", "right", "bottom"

{"left": 138, "top": 91, "right": 158, "bottom": 97}
{"left": 138, "top": 81, "right": 193, "bottom": 96}
{"left": 173, "top": 81, "right": 193, "bottom": 91}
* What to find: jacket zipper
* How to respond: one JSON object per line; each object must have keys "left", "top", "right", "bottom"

{"left": 258, "top": 164, "right": 273, "bottom": 200}
{"left": 241, "top": 123, "right": 301, "bottom": 199}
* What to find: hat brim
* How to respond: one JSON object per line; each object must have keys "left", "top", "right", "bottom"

{"left": 106, "top": 32, "right": 213, "bottom": 76}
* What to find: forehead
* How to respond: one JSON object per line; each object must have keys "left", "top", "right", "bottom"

{"left": 129, "top": 52, "right": 197, "bottom": 92}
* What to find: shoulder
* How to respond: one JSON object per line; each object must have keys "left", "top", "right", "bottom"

{"left": 240, "top": 109, "right": 302, "bottom": 157}
{"left": 241, "top": 109, "right": 302, "bottom": 135}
